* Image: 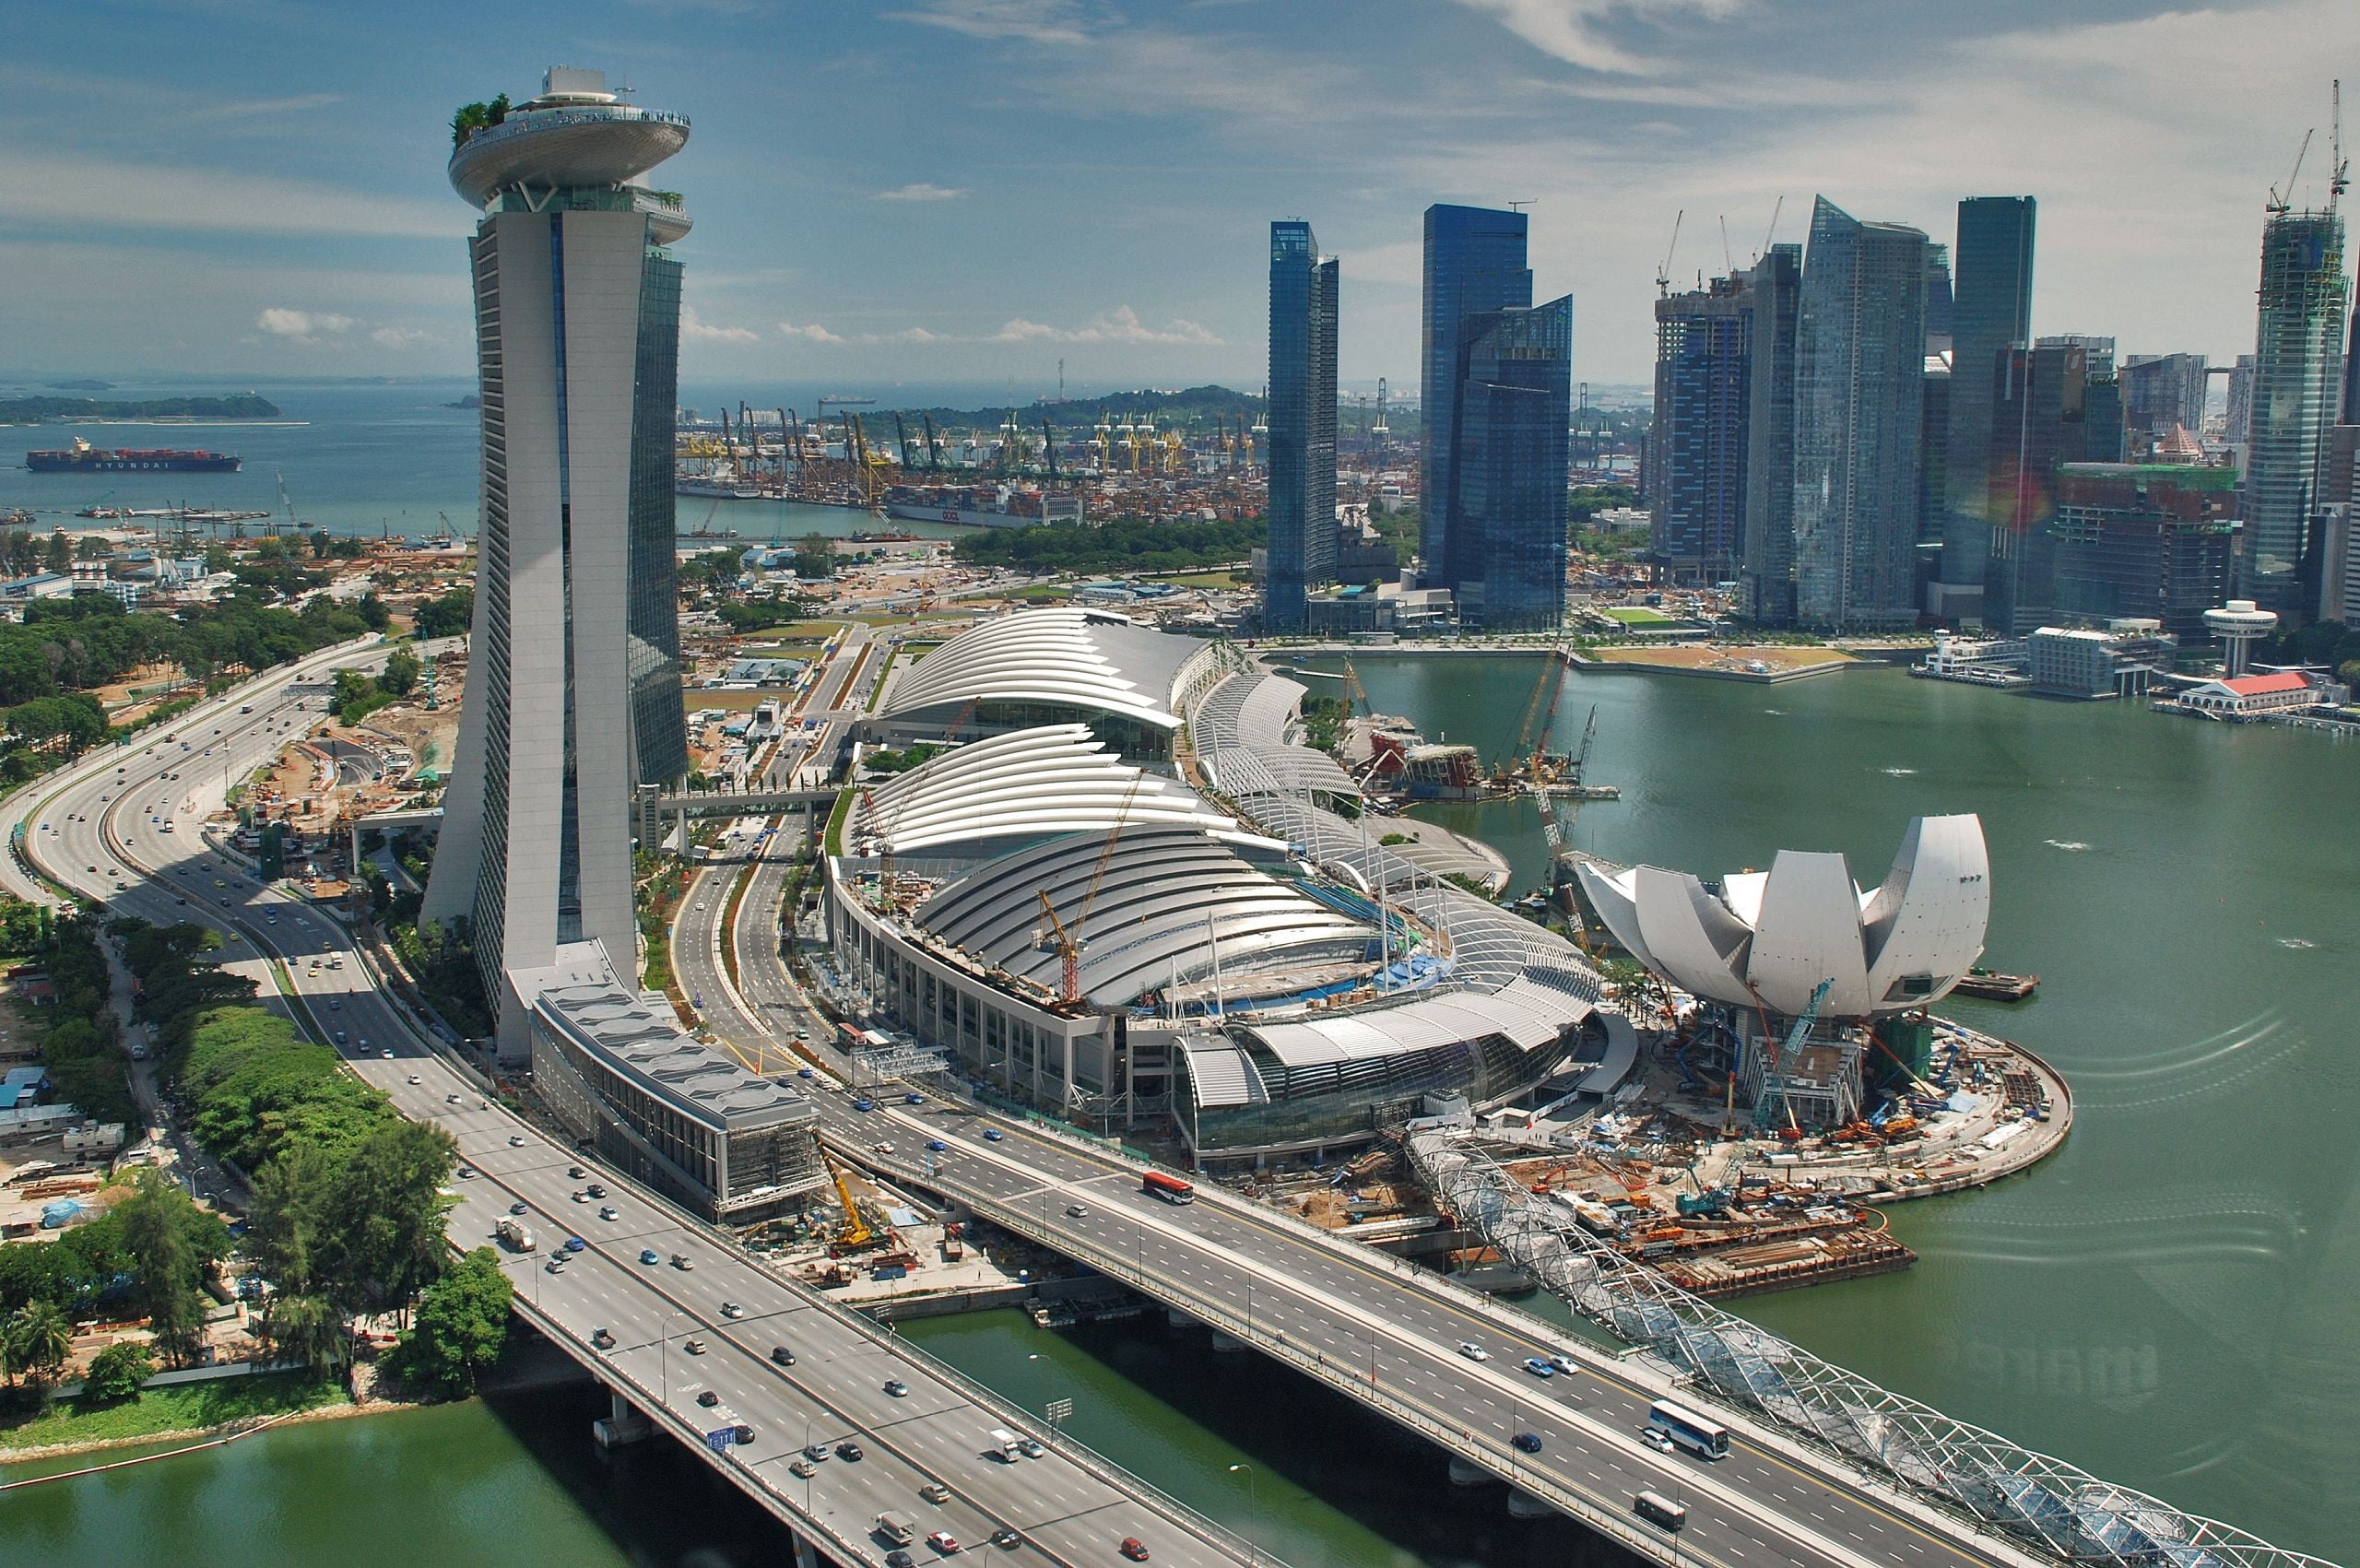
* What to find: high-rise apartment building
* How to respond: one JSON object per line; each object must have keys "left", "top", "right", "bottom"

{"left": 2225, "top": 354, "right": 2258, "bottom": 447}
{"left": 425, "top": 67, "right": 691, "bottom": 1054}
{"left": 1264, "top": 219, "right": 1339, "bottom": 631}
{"left": 1936, "top": 197, "right": 2036, "bottom": 622}
{"left": 2122, "top": 353, "right": 2210, "bottom": 446}
{"left": 1422, "top": 205, "right": 1532, "bottom": 584}
{"left": 1740, "top": 243, "right": 1803, "bottom": 626}
{"left": 1449, "top": 297, "right": 1573, "bottom": 629}
{"left": 2243, "top": 208, "right": 2349, "bottom": 611}
{"left": 1793, "top": 197, "right": 1929, "bottom": 628}
{"left": 1649, "top": 274, "right": 1752, "bottom": 584}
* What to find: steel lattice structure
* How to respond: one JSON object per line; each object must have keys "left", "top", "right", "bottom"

{"left": 1406, "top": 1127, "right": 2335, "bottom": 1568}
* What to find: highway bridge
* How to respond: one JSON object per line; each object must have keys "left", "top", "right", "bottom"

{"left": 4, "top": 646, "right": 1263, "bottom": 1568}
{"left": 669, "top": 806, "right": 2333, "bottom": 1568}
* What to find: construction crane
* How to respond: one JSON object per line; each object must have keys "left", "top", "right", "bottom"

{"left": 1036, "top": 890, "right": 1082, "bottom": 1005}
{"left": 2333, "top": 79, "right": 2351, "bottom": 211}
{"left": 1752, "top": 979, "right": 1832, "bottom": 1135}
{"left": 1655, "top": 208, "right": 1684, "bottom": 297}
{"left": 1032, "top": 770, "right": 1149, "bottom": 1005}
{"left": 893, "top": 412, "right": 914, "bottom": 474}
{"left": 1372, "top": 377, "right": 1389, "bottom": 451}
{"left": 1758, "top": 194, "right": 1785, "bottom": 262}
{"left": 2269, "top": 129, "right": 2313, "bottom": 215}
{"left": 822, "top": 1149, "right": 877, "bottom": 1251}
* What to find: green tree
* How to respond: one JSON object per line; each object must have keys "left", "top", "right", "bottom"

{"left": 43, "top": 530, "right": 71, "bottom": 574}
{"left": 323, "top": 1120, "right": 456, "bottom": 1314}
{"left": 8, "top": 1299, "right": 73, "bottom": 1388}
{"left": 411, "top": 587, "right": 475, "bottom": 640}
{"left": 377, "top": 650, "right": 420, "bottom": 698}
{"left": 76, "top": 534, "right": 113, "bottom": 561}
{"left": 310, "top": 530, "right": 333, "bottom": 560}
{"left": 386, "top": 1248, "right": 511, "bottom": 1398}
{"left": 117, "top": 1170, "right": 217, "bottom": 1368}
{"left": 790, "top": 532, "right": 838, "bottom": 581}
{"left": 81, "top": 1338, "right": 157, "bottom": 1402}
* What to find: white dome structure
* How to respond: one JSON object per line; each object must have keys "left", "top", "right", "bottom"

{"left": 1574, "top": 815, "right": 1989, "bottom": 1019}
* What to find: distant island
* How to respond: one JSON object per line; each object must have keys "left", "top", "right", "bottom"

{"left": 0, "top": 394, "right": 282, "bottom": 424}
{"left": 444, "top": 395, "right": 481, "bottom": 409}
{"left": 44, "top": 378, "right": 113, "bottom": 392}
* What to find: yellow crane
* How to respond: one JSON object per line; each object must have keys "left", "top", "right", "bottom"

{"left": 824, "top": 1149, "right": 876, "bottom": 1250}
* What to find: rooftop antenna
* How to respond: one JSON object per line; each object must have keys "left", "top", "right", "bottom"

{"left": 1759, "top": 194, "right": 1785, "bottom": 262}
{"left": 1655, "top": 208, "right": 1683, "bottom": 296}
{"left": 2269, "top": 128, "right": 2314, "bottom": 215}
{"left": 1506, "top": 199, "right": 1535, "bottom": 212}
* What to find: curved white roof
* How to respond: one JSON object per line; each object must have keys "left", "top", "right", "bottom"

{"left": 858, "top": 725, "right": 1253, "bottom": 856}
{"left": 1574, "top": 815, "right": 1988, "bottom": 1018}
{"left": 880, "top": 608, "right": 1212, "bottom": 733}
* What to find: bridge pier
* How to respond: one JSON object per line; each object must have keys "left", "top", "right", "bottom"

{"left": 1506, "top": 1490, "right": 1554, "bottom": 1520}
{"left": 1208, "top": 1329, "right": 1246, "bottom": 1353}
{"left": 594, "top": 1390, "right": 654, "bottom": 1450}
{"left": 1446, "top": 1456, "right": 1497, "bottom": 1488}
{"left": 1164, "top": 1306, "right": 1194, "bottom": 1329}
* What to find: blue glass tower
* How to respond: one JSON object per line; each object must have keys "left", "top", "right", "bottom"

{"left": 1265, "top": 219, "right": 1339, "bottom": 631}
{"left": 1422, "top": 205, "right": 1531, "bottom": 585}
{"left": 1451, "top": 297, "right": 1573, "bottom": 629}
{"left": 1938, "top": 196, "right": 2036, "bottom": 620}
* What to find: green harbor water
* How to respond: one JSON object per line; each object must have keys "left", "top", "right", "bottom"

{"left": 4, "top": 657, "right": 2352, "bottom": 1563}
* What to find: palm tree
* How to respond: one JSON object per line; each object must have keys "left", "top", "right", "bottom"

{"left": 10, "top": 1302, "right": 73, "bottom": 1387}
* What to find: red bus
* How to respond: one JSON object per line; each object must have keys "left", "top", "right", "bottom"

{"left": 1140, "top": 1171, "right": 1196, "bottom": 1205}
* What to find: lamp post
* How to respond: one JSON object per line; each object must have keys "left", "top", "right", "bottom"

{"left": 661, "top": 1311, "right": 678, "bottom": 1404}
{"left": 1227, "top": 1463, "right": 1260, "bottom": 1567}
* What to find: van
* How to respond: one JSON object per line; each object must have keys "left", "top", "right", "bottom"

{"left": 875, "top": 1512, "right": 918, "bottom": 1546}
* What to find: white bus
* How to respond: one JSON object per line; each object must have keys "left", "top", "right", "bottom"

{"left": 1634, "top": 1490, "right": 1688, "bottom": 1531}
{"left": 1648, "top": 1399, "right": 1729, "bottom": 1459}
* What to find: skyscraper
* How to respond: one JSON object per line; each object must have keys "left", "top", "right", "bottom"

{"left": 1740, "top": 243, "right": 1803, "bottom": 626}
{"left": 1264, "top": 220, "right": 1339, "bottom": 631}
{"left": 1649, "top": 273, "right": 1751, "bottom": 585}
{"left": 1985, "top": 340, "right": 2096, "bottom": 635}
{"left": 1793, "top": 197, "right": 1929, "bottom": 629}
{"left": 2121, "top": 353, "right": 2210, "bottom": 448}
{"left": 424, "top": 67, "right": 691, "bottom": 1055}
{"left": 1422, "top": 205, "right": 1532, "bottom": 584}
{"left": 2243, "top": 207, "right": 2349, "bottom": 612}
{"left": 1937, "top": 196, "right": 2036, "bottom": 623}
{"left": 1450, "top": 296, "right": 1573, "bottom": 628}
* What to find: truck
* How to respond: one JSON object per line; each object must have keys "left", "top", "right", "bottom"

{"left": 986, "top": 1427, "right": 1022, "bottom": 1462}
{"left": 876, "top": 1511, "right": 918, "bottom": 1545}
{"left": 496, "top": 1217, "right": 537, "bottom": 1253}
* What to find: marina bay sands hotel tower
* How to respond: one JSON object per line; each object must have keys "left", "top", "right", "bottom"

{"left": 424, "top": 67, "right": 691, "bottom": 1055}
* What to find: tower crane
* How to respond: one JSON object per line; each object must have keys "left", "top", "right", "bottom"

{"left": 1656, "top": 208, "right": 1684, "bottom": 296}
{"left": 2269, "top": 129, "right": 2313, "bottom": 215}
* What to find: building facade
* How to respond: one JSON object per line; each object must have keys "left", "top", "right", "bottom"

{"left": 1937, "top": 196, "right": 2036, "bottom": 622}
{"left": 422, "top": 67, "right": 692, "bottom": 1055}
{"left": 1264, "top": 219, "right": 1339, "bottom": 631}
{"left": 1649, "top": 274, "right": 1752, "bottom": 585}
{"left": 2121, "top": 353, "right": 2210, "bottom": 449}
{"left": 2243, "top": 209, "right": 2349, "bottom": 611}
{"left": 1421, "top": 205, "right": 1533, "bottom": 588}
{"left": 2049, "top": 463, "right": 2239, "bottom": 643}
{"left": 1793, "top": 197, "right": 1929, "bottom": 628}
{"left": 1984, "top": 341, "right": 2094, "bottom": 636}
{"left": 1740, "top": 244, "right": 1803, "bottom": 626}
{"left": 1450, "top": 298, "right": 1574, "bottom": 629}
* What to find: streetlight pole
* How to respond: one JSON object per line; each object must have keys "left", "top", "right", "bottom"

{"left": 1227, "top": 1463, "right": 1260, "bottom": 1568}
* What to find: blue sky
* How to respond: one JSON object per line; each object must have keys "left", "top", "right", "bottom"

{"left": 4, "top": 0, "right": 2352, "bottom": 394}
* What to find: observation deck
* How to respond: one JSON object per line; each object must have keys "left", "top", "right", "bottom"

{"left": 448, "top": 71, "right": 690, "bottom": 242}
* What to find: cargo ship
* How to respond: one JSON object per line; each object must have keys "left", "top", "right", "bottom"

{"left": 883, "top": 482, "right": 1080, "bottom": 529}
{"left": 26, "top": 438, "right": 241, "bottom": 473}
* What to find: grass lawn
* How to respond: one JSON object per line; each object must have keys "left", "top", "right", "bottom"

{"left": 1002, "top": 584, "right": 1072, "bottom": 602}
{"left": 1159, "top": 571, "right": 1248, "bottom": 589}
{"left": 1599, "top": 605, "right": 1677, "bottom": 625}
{"left": 0, "top": 1371, "right": 348, "bottom": 1453}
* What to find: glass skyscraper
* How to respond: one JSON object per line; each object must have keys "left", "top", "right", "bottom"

{"left": 1422, "top": 205, "right": 1532, "bottom": 587}
{"left": 1793, "top": 196, "right": 1929, "bottom": 629}
{"left": 1264, "top": 219, "right": 1339, "bottom": 631}
{"left": 1451, "top": 297, "right": 1573, "bottom": 629}
{"left": 1740, "top": 243, "right": 1803, "bottom": 626}
{"left": 425, "top": 67, "right": 692, "bottom": 1055}
{"left": 2244, "top": 208, "right": 2349, "bottom": 611}
{"left": 1938, "top": 196, "right": 2036, "bottom": 622}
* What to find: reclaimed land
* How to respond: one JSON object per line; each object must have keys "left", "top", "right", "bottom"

{"left": 1590, "top": 643, "right": 1855, "bottom": 682}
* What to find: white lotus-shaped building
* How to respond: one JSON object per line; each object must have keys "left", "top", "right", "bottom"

{"left": 1574, "top": 815, "right": 1989, "bottom": 1019}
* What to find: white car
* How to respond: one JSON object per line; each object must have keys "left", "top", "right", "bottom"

{"left": 1457, "top": 1342, "right": 1490, "bottom": 1362}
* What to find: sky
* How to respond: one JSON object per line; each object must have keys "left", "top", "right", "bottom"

{"left": 4, "top": 0, "right": 2355, "bottom": 396}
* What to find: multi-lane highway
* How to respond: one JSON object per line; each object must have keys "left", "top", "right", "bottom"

{"left": 669, "top": 828, "right": 2048, "bottom": 1568}
{"left": 7, "top": 648, "right": 1260, "bottom": 1568}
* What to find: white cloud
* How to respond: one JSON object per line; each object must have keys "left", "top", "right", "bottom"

{"left": 778, "top": 321, "right": 848, "bottom": 345}
{"left": 189, "top": 92, "right": 343, "bottom": 123}
{"left": 680, "top": 306, "right": 761, "bottom": 344}
{"left": 370, "top": 326, "right": 434, "bottom": 348}
{"left": 987, "top": 306, "right": 1223, "bottom": 346}
{"left": 872, "top": 183, "right": 967, "bottom": 203}
{"left": 256, "top": 308, "right": 354, "bottom": 344}
{"left": 1453, "top": 0, "right": 1747, "bottom": 77}
{"left": 0, "top": 148, "right": 455, "bottom": 240}
{"left": 886, "top": 0, "right": 1091, "bottom": 46}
